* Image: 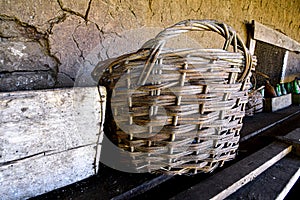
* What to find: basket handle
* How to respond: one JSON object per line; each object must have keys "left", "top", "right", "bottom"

{"left": 138, "top": 19, "right": 252, "bottom": 85}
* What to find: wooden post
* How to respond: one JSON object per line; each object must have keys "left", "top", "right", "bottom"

{"left": 0, "top": 86, "right": 106, "bottom": 199}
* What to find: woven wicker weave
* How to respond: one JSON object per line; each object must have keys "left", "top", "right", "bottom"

{"left": 92, "top": 19, "right": 255, "bottom": 175}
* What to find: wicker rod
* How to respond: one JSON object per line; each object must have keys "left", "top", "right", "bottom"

{"left": 138, "top": 19, "right": 252, "bottom": 86}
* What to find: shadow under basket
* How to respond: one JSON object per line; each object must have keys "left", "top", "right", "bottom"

{"left": 93, "top": 19, "right": 256, "bottom": 175}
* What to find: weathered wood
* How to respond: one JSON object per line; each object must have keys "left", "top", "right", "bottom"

{"left": 248, "top": 38, "right": 256, "bottom": 55}
{"left": 0, "top": 86, "right": 106, "bottom": 199}
{"left": 171, "top": 142, "right": 292, "bottom": 200}
{"left": 264, "top": 93, "right": 292, "bottom": 112}
{"left": 280, "top": 51, "right": 289, "bottom": 83}
{"left": 227, "top": 155, "right": 300, "bottom": 200}
{"left": 253, "top": 20, "right": 300, "bottom": 52}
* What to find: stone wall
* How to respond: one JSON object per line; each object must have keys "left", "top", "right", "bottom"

{"left": 1, "top": 0, "right": 300, "bottom": 91}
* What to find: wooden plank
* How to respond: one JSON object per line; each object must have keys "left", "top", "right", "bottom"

{"left": 0, "top": 145, "right": 97, "bottom": 200}
{"left": 240, "top": 107, "right": 300, "bottom": 142}
{"left": 264, "top": 93, "right": 292, "bottom": 112}
{"left": 171, "top": 142, "right": 292, "bottom": 200}
{"left": 280, "top": 51, "right": 289, "bottom": 83}
{"left": 0, "top": 86, "right": 106, "bottom": 199}
{"left": 253, "top": 20, "right": 300, "bottom": 52}
{"left": 248, "top": 38, "right": 256, "bottom": 55}
{"left": 227, "top": 155, "right": 300, "bottom": 200}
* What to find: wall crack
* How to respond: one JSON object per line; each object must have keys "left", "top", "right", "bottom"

{"left": 57, "top": 0, "right": 86, "bottom": 21}
{"left": 84, "top": 0, "right": 93, "bottom": 21}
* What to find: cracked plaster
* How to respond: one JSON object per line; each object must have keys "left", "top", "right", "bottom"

{"left": 1, "top": 0, "right": 300, "bottom": 90}
{"left": 59, "top": 0, "right": 92, "bottom": 19}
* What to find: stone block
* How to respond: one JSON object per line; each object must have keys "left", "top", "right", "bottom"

{"left": 0, "top": 86, "right": 106, "bottom": 199}
{"left": 0, "top": 41, "right": 57, "bottom": 72}
{"left": 0, "top": 71, "right": 56, "bottom": 92}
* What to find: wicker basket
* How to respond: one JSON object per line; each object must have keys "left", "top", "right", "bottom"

{"left": 245, "top": 88, "right": 264, "bottom": 116}
{"left": 92, "top": 19, "right": 255, "bottom": 175}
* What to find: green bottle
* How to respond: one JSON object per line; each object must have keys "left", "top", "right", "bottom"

{"left": 281, "top": 83, "right": 287, "bottom": 95}
{"left": 293, "top": 79, "right": 300, "bottom": 94}
{"left": 286, "top": 82, "right": 292, "bottom": 93}
{"left": 276, "top": 84, "right": 282, "bottom": 96}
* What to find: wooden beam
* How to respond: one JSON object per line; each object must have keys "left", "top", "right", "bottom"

{"left": 0, "top": 86, "right": 106, "bottom": 199}
{"left": 171, "top": 142, "right": 292, "bottom": 200}
{"left": 253, "top": 20, "right": 300, "bottom": 52}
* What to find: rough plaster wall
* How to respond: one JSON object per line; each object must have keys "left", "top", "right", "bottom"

{"left": 0, "top": 0, "right": 300, "bottom": 91}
